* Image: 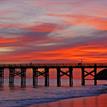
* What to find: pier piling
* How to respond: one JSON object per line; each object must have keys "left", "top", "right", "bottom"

{"left": 9, "top": 68, "right": 15, "bottom": 88}
{"left": 33, "top": 67, "right": 38, "bottom": 88}
{"left": 21, "top": 68, "right": 26, "bottom": 88}
{"left": 69, "top": 67, "right": 73, "bottom": 87}
{"left": 0, "top": 68, "right": 4, "bottom": 87}
{"left": 57, "top": 67, "right": 61, "bottom": 87}
{"left": 45, "top": 67, "right": 49, "bottom": 87}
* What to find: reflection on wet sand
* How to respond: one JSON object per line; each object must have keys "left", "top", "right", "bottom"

{"left": 29, "top": 94, "right": 107, "bottom": 107}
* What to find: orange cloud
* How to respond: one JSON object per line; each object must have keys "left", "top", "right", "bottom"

{"left": 0, "top": 38, "right": 17, "bottom": 44}
{"left": 0, "top": 44, "right": 107, "bottom": 63}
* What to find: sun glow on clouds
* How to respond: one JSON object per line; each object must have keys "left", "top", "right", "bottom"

{"left": 0, "top": 44, "right": 106, "bottom": 63}
{"left": 0, "top": 47, "right": 14, "bottom": 52}
{"left": 0, "top": 0, "right": 107, "bottom": 63}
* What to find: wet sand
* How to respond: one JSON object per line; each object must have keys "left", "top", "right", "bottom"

{"left": 29, "top": 94, "right": 107, "bottom": 107}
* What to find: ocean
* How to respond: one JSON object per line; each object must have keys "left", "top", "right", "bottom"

{"left": 0, "top": 79, "right": 107, "bottom": 107}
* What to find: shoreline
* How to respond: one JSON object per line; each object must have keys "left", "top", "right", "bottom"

{"left": 28, "top": 93, "right": 107, "bottom": 107}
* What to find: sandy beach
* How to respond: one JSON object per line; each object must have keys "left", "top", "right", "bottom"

{"left": 29, "top": 94, "right": 107, "bottom": 107}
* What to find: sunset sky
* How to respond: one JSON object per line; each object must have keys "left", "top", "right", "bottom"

{"left": 0, "top": 0, "right": 107, "bottom": 63}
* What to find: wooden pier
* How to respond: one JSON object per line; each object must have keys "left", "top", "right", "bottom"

{"left": 0, "top": 63, "right": 107, "bottom": 88}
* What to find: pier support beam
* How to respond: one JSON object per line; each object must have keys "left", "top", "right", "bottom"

{"left": 33, "top": 68, "right": 38, "bottom": 88}
{"left": 69, "top": 67, "right": 73, "bottom": 87}
{"left": 21, "top": 68, "right": 26, "bottom": 88}
{"left": 33, "top": 67, "right": 49, "bottom": 87}
{"left": 94, "top": 64, "right": 97, "bottom": 85}
{"left": 9, "top": 68, "right": 15, "bottom": 88}
{"left": 57, "top": 67, "right": 61, "bottom": 87}
{"left": 81, "top": 64, "right": 97, "bottom": 86}
{"left": 0, "top": 68, "right": 4, "bottom": 87}
{"left": 45, "top": 67, "right": 49, "bottom": 87}
{"left": 81, "top": 67, "right": 85, "bottom": 86}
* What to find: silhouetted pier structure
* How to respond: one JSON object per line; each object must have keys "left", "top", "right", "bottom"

{"left": 0, "top": 63, "right": 107, "bottom": 88}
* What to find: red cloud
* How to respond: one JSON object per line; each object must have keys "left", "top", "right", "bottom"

{"left": 28, "top": 23, "right": 58, "bottom": 32}
{"left": 48, "top": 14, "right": 107, "bottom": 30}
